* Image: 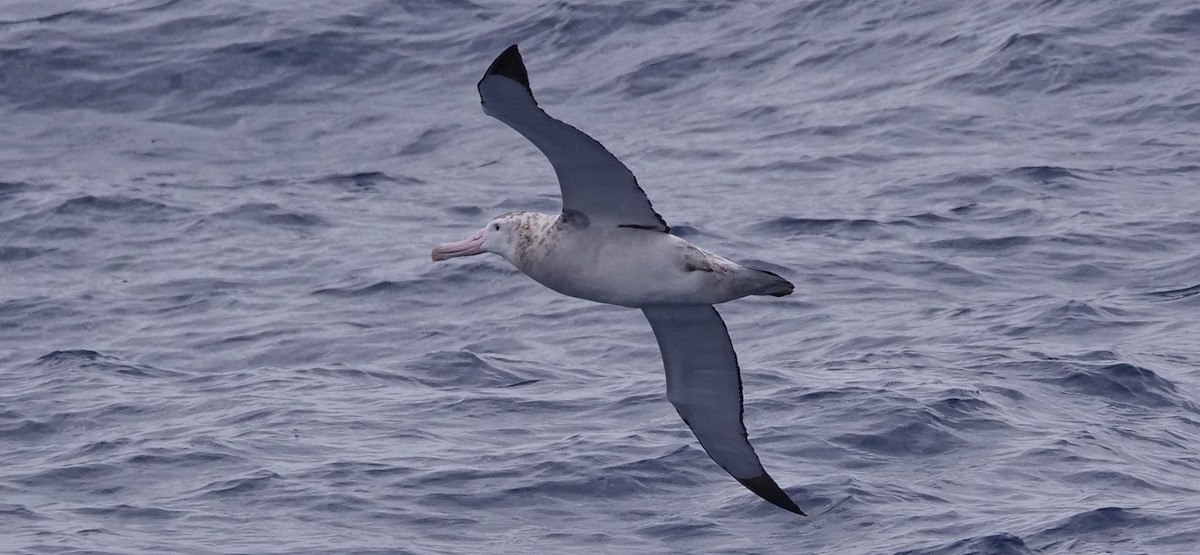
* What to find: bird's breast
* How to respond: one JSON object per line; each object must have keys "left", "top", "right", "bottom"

{"left": 516, "top": 227, "right": 744, "bottom": 308}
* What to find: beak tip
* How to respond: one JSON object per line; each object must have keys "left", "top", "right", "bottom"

{"left": 430, "top": 248, "right": 442, "bottom": 262}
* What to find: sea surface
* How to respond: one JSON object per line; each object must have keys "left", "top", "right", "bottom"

{"left": 2, "top": 1, "right": 1199, "bottom": 553}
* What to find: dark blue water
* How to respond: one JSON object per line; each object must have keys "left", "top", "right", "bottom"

{"left": 2, "top": 1, "right": 1199, "bottom": 553}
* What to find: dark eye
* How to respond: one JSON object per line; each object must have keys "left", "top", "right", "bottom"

{"left": 493, "top": 223, "right": 501, "bottom": 231}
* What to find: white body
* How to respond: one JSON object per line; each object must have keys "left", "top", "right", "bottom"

{"left": 504, "top": 214, "right": 769, "bottom": 308}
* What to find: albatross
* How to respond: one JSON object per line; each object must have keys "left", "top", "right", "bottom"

{"left": 432, "top": 45, "right": 804, "bottom": 516}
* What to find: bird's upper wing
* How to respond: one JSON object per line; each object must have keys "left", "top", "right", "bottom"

{"left": 477, "top": 45, "right": 669, "bottom": 233}
{"left": 641, "top": 304, "right": 804, "bottom": 515}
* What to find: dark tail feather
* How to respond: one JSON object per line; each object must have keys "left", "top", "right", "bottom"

{"left": 750, "top": 269, "right": 794, "bottom": 297}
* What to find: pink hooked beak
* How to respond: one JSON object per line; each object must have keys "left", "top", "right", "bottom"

{"left": 431, "top": 228, "right": 486, "bottom": 261}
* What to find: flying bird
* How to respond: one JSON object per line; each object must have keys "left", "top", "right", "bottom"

{"left": 432, "top": 45, "right": 804, "bottom": 516}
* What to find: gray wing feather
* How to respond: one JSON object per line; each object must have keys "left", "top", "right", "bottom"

{"left": 477, "top": 45, "right": 669, "bottom": 233}
{"left": 642, "top": 304, "right": 805, "bottom": 515}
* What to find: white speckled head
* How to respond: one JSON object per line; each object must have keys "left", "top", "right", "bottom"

{"left": 431, "top": 212, "right": 549, "bottom": 264}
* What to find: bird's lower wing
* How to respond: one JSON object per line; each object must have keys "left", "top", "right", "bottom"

{"left": 641, "top": 304, "right": 804, "bottom": 515}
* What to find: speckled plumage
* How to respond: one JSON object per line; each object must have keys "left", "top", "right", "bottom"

{"left": 485, "top": 212, "right": 793, "bottom": 308}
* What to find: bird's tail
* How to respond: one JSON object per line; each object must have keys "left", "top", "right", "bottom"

{"left": 746, "top": 268, "right": 794, "bottom": 297}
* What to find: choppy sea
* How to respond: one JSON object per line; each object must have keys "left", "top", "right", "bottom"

{"left": 2, "top": 1, "right": 1200, "bottom": 553}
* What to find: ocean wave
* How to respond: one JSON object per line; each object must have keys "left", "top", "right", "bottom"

{"left": 4, "top": 0, "right": 1200, "bottom": 552}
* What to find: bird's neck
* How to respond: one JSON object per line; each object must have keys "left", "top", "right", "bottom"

{"left": 506, "top": 212, "right": 560, "bottom": 270}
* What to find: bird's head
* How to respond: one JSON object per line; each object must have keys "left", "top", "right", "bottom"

{"left": 431, "top": 212, "right": 535, "bottom": 263}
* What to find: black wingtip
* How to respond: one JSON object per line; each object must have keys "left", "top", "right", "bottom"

{"left": 737, "top": 474, "right": 807, "bottom": 516}
{"left": 482, "top": 44, "right": 533, "bottom": 97}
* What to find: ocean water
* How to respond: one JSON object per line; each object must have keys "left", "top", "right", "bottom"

{"left": 2, "top": 0, "right": 1200, "bottom": 553}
